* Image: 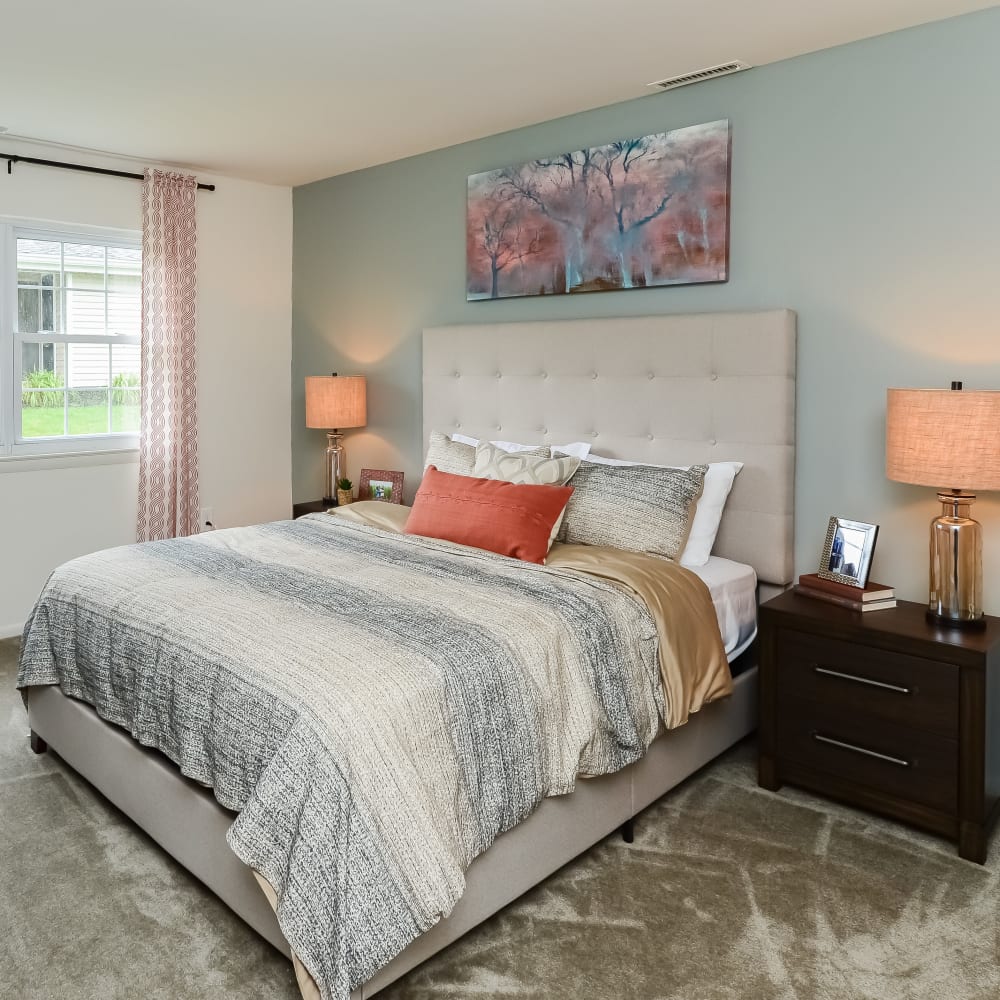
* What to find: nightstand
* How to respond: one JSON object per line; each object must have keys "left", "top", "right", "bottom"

{"left": 758, "top": 589, "right": 1000, "bottom": 863}
{"left": 292, "top": 500, "right": 331, "bottom": 519}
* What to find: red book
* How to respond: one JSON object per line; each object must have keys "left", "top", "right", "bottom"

{"left": 797, "top": 573, "right": 894, "bottom": 603}
{"left": 794, "top": 584, "right": 897, "bottom": 612}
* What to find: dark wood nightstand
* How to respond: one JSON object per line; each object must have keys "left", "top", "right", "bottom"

{"left": 758, "top": 589, "right": 1000, "bottom": 863}
{"left": 292, "top": 500, "right": 331, "bottom": 519}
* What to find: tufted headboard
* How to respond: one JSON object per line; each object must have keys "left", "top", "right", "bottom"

{"left": 422, "top": 310, "right": 796, "bottom": 588}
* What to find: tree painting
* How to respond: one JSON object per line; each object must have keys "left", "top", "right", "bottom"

{"left": 467, "top": 120, "right": 730, "bottom": 300}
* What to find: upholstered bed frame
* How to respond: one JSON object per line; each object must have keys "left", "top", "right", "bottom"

{"left": 25, "top": 309, "right": 797, "bottom": 998}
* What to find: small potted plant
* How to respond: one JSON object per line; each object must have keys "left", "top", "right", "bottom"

{"left": 336, "top": 478, "right": 354, "bottom": 506}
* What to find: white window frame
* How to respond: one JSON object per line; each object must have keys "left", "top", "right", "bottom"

{"left": 0, "top": 219, "right": 142, "bottom": 459}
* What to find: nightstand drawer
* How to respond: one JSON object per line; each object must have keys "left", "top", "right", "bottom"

{"left": 777, "top": 629, "right": 959, "bottom": 737}
{"left": 777, "top": 697, "right": 958, "bottom": 812}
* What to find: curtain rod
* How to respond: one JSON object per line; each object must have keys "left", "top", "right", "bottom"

{"left": 1, "top": 153, "right": 216, "bottom": 191}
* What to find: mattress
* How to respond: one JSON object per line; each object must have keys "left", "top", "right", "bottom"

{"left": 690, "top": 556, "right": 758, "bottom": 661}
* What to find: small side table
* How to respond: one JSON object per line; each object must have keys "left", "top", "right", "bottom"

{"left": 292, "top": 500, "right": 331, "bottom": 519}
{"left": 758, "top": 589, "right": 1000, "bottom": 863}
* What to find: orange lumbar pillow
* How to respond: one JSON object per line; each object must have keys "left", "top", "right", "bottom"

{"left": 404, "top": 466, "right": 574, "bottom": 565}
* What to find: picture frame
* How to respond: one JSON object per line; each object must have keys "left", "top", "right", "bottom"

{"left": 817, "top": 516, "right": 879, "bottom": 588}
{"left": 359, "top": 468, "right": 404, "bottom": 504}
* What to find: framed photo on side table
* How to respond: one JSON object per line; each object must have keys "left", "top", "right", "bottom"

{"left": 817, "top": 516, "right": 879, "bottom": 588}
{"left": 359, "top": 468, "right": 404, "bottom": 504}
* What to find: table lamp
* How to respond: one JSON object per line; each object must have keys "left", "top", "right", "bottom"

{"left": 305, "top": 374, "right": 367, "bottom": 505}
{"left": 886, "top": 383, "right": 1000, "bottom": 629}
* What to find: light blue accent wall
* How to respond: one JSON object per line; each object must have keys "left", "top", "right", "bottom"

{"left": 293, "top": 7, "right": 1000, "bottom": 607}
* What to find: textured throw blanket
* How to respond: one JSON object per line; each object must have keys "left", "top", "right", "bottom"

{"left": 18, "top": 510, "right": 727, "bottom": 1000}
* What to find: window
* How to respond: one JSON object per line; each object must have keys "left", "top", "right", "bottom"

{"left": 0, "top": 221, "right": 141, "bottom": 457}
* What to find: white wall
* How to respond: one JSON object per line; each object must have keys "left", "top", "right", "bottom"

{"left": 0, "top": 140, "right": 293, "bottom": 634}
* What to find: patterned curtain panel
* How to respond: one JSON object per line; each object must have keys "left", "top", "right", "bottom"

{"left": 137, "top": 169, "right": 199, "bottom": 542}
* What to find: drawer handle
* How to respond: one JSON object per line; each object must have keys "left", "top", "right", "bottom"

{"left": 812, "top": 664, "right": 911, "bottom": 695}
{"left": 812, "top": 731, "right": 911, "bottom": 768}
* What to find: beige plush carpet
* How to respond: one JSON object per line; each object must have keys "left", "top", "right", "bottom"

{"left": 3, "top": 634, "right": 999, "bottom": 999}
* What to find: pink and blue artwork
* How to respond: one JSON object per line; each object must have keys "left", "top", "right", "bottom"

{"left": 467, "top": 119, "right": 730, "bottom": 300}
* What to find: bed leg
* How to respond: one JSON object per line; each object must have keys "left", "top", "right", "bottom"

{"left": 29, "top": 730, "right": 48, "bottom": 755}
{"left": 621, "top": 818, "right": 635, "bottom": 844}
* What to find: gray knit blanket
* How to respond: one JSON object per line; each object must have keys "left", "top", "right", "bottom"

{"left": 18, "top": 514, "right": 665, "bottom": 999}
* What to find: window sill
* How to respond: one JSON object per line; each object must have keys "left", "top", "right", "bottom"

{"left": 0, "top": 446, "right": 139, "bottom": 474}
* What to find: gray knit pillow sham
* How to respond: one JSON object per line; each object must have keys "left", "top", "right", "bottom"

{"left": 560, "top": 461, "right": 708, "bottom": 558}
{"left": 424, "top": 431, "right": 548, "bottom": 478}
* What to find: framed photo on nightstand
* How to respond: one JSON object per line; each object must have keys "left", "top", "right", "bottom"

{"left": 818, "top": 516, "right": 879, "bottom": 588}
{"left": 359, "top": 468, "right": 404, "bottom": 504}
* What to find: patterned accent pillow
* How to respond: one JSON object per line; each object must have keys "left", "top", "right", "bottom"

{"left": 474, "top": 442, "right": 581, "bottom": 486}
{"left": 560, "top": 461, "right": 708, "bottom": 559}
{"left": 425, "top": 431, "right": 547, "bottom": 478}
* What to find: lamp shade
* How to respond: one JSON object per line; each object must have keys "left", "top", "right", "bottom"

{"left": 305, "top": 375, "right": 367, "bottom": 430}
{"left": 886, "top": 388, "right": 1000, "bottom": 490}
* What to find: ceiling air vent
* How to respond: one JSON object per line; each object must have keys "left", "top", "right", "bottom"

{"left": 648, "top": 61, "right": 751, "bottom": 92}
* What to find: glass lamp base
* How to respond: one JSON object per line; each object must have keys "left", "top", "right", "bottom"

{"left": 927, "top": 491, "right": 984, "bottom": 628}
{"left": 323, "top": 430, "right": 346, "bottom": 507}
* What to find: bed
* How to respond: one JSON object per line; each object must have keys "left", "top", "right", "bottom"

{"left": 20, "top": 309, "right": 796, "bottom": 1000}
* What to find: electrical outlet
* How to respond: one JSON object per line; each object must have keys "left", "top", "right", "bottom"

{"left": 199, "top": 506, "right": 215, "bottom": 532}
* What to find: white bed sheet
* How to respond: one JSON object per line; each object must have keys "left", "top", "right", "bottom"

{"left": 689, "top": 556, "right": 758, "bottom": 661}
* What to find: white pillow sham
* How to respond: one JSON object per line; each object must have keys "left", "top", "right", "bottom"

{"left": 554, "top": 449, "right": 742, "bottom": 567}
{"left": 452, "top": 433, "right": 591, "bottom": 459}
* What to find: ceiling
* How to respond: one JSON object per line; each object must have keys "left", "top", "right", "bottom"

{"left": 0, "top": 0, "right": 991, "bottom": 187}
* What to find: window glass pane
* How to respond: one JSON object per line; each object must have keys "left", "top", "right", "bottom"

{"left": 67, "top": 341, "right": 110, "bottom": 389}
{"left": 63, "top": 243, "right": 106, "bottom": 287}
{"left": 17, "top": 284, "right": 62, "bottom": 334}
{"left": 20, "top": 342, "right": 67, "bottom": 438}
{"left": 65, "top": 288, "right": 107, "bottom": 336}
{"left": 108, "top": 291, "right": 140, "bottom": 337}
{"left": 16, "top": 240, "right": 62, "bottom": 288}
{"left": 67, "top": 270, "right": 104, "bottom": 290}
{"left": 20, "top": 341, "right": 57, "bottom": 376}
{"left": 111, "top": 344, "right": 141, "bottom": 433}
{"left": 68, "top": 388, "right": 111, "bottom": 435}
{"left": 17, "top": 287, "right": 40, "bottom": 333}
{"left": 107, "top": 246, "right": 141, "bottom": 291}
{"left": 65, "top": 340, "right": 110, "bottom": 434}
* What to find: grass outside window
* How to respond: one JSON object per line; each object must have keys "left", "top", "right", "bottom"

{"left": 21, "top": 402, "right": 140, "bottom": 438}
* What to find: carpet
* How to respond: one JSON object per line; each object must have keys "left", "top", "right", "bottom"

{"left": 2, "top": 635, "right": 998, "bottom": 1000}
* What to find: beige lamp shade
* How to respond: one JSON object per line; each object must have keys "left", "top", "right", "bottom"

{"left": 305, "top": 375, "right": 367, "bottom": 429}
{"left": 886, "top": 388, "right": 1000, "bottom": 490}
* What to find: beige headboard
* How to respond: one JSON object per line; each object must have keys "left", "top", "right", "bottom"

{"left": 422, "top": 310, "right": 796, "bottom": 587}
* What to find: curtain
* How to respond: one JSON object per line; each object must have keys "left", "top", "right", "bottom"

{"left": 137, "top": 169, "right": 199, "bottom": 541}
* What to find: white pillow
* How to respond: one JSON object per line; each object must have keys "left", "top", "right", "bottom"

{"left": 554, "top": 449, "right": 742, "bottom": 567}
{"left": 452, "top": 433, "right": 591, "bottom": 459}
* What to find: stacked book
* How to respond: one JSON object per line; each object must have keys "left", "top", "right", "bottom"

{"left": 794, "top": 573, "right": 896, "bottom": 612}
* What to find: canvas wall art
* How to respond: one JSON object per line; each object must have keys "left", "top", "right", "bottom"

{"left": 467, "top": 119, "right": 730, "bottom": 300}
